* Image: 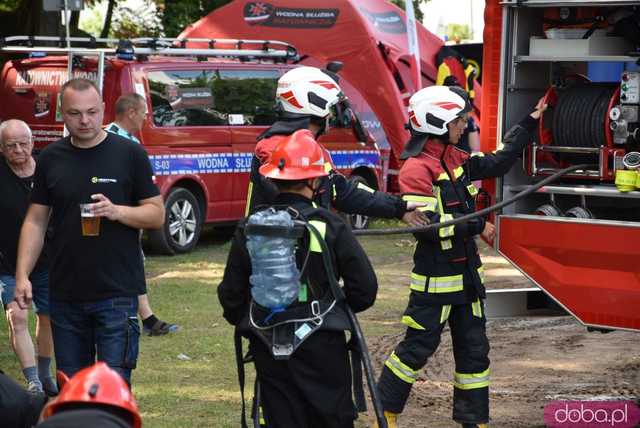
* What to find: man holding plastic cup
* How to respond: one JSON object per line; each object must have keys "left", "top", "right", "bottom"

{"left": 14, "top": 78, "right": 165, "bottom": 386}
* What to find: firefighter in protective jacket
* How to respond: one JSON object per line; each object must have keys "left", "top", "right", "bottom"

{"left": 245, "top": 66, "right": 426, "bottom": 226}
{"left": 376, "top": 86, "right": 547, "bottom": 428}
{"left": 219, "top": 130, "right": 378, "bottom": 428}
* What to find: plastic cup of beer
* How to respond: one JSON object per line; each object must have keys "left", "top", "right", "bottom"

{"left": 80, "top": 203, "right": 101, "bottom": 236}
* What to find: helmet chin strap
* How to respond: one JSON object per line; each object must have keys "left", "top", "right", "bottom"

{"left": 305, "top": 179, "right": 321, "bottom": 199}
{"left": 310, "top": 115, "right": 330, "bottom": 139}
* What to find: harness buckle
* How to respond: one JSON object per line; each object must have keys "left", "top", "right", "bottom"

{"left": 310, "top": 300, "right": 323, "bottom": 327}
{"left": 311, "top": 300, "right": 320, "bottom": 316}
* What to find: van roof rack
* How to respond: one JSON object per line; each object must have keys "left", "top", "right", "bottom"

{"left": 0, "top": 36, "right": 299, "bottom": 61}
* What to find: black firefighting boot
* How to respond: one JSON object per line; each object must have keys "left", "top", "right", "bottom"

{"left": 373, "top": 411, "right": 398, "bottom": 428}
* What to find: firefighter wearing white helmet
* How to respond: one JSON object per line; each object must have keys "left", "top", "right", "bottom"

{"left": 245, "top": 65, "right": 428, "bottom": 227}
{"left": 375, "top": 86, "right": 547, "bottom": 428}
{"left": 275, "top": 66, "right": 343, "bottom": 118}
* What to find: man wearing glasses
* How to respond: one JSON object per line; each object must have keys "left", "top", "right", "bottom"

{"left": 0, "top": 119, "right": 57, "bottom": 396}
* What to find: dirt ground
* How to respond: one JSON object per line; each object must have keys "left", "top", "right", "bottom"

{"left": 363, "top": 240, "right": 640, "bottom": 428}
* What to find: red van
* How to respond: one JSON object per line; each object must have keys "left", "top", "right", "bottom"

{"left": 0, "top": 37, "right": 383, "bottom": 254}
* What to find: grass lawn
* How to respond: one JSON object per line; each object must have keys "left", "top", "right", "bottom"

{"left": 0, "top": 223, "right": 414, "bottom": 427}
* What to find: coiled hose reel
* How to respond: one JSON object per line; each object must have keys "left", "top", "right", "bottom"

{"left": 532, "top": 74, "right": 640, "bottom": 180}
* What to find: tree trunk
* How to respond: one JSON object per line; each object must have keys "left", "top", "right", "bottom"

{"left": 101, "top": 0, "right": 117, "bottom": 38}
{"left": 0, "top": 0, "right": 61, "bottom": 37}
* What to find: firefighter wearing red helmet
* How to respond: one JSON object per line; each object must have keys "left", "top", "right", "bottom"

{"left": 40, "top": 362, "right": 141, "bottom": 428}
{"left": 219, "top": 130, "right": 378, "bottom": 428}
{"left": 245, "top": 65, "right": 427, "bottom": 226}
{"left": 375, "top": 86, "right": 546, "bottom": 428}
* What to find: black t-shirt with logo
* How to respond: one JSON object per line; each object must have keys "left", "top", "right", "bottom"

{"left": 0, "top": 156, "right": 48, "bottom": 275}
{"left": 31, "top": 134, "right": 159, "bottom": 301}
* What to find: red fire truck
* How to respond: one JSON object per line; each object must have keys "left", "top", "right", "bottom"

{"left": 480, "top": 0, "right": 640, "bottom": 331}
{"left": 0, "top": 37, "right": 383, "bottom": 254}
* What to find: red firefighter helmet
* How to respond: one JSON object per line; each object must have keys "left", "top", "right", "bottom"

{"left": 42, "top": 362, "right": 142, "bottom": 428}
{"left": 259, "top": 129, "right": 329, "bottom": 180}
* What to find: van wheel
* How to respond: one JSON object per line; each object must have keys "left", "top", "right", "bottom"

{"left": 149, "top": 188, "right": 202, "bottom": 255}
{"left": 345, "top": 175, "right": 371, "bottom": 230}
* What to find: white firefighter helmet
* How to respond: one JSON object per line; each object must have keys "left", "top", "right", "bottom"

{"left": 407, "top": 85, "right": 472, "bottom": 135}
{"left": 276, "top": 66, "right": 343, "bottom": 118}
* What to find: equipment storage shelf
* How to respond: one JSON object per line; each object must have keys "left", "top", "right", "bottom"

{"left": 497, "top": 0, "right": 640, "bottom": 224}
{"left": 515, "top": 55, "right": 639, "bottom": 63}
{"left": 507, "top": 183, "right": 640, "bottom": 199}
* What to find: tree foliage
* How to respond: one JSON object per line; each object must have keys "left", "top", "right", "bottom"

{"left": 389, "top": 0, "right": 425, "bottom": 23}
{"left": 112, "top": 0, "right": 164, "bottom": 38}
{"left": 445, "top": 23, "right": 472, "bottom": 42}
{"left": 161, "top": 0, "right": 232, "bottom": 37}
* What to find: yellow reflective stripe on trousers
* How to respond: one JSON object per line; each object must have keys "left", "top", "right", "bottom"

{"left": 478, "top": 266, "right": 485, "bottom": 284}
{"left": 385, "top": 352, "right": 418, "bottom": 384}
{"left": 402, "top": 315, "right": 425, "bottom": 330}
{"left": 410, "top": 272, "right": 426, "bottom": 292}
{"left": 428, "top": 274, "right": 464, "bottom": 293}
{"left": 439, "top": 213, "right": 455, "bottom": 238}
{"left": 244, "top": 181, "right": 254, "bottom": 217}
{"left": 471, "top": 299, "right": 483, "bottom": 318}
{"left": 440, "top": 305, "right": 452, "bottom": 323}
{"left": 308, "top": 220, "right": 326, "bottom": 253}
{"left": 454, "top": 368, "right": 490, "bottom": 390}
{"left": 441, "top": 239, "right": 453, "bottom": 250}
{"left": 402, "top": 194, "right": 438, "bottom": 212}
{"left": 357, "top": 182, "right": 375, "bottom": 193}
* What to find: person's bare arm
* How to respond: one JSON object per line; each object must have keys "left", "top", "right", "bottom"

{"left": 89, "top": 194, "right": 165, "bottom": 230}
{"left": 15, "top": 203, "right": 51, "bottom": 309}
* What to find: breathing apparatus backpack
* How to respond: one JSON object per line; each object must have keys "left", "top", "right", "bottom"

{"left": 242, "top": 205, "right": 349, "bottom": 359}
{"left": 232, "top": 204, "right": 387, "bottom": 428}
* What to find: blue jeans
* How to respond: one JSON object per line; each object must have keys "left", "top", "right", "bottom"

{"left": 49, "top": 296, "right": 140, "bottom": 385}
{"left": 0, "top": 270, "right": 50, "bottom": 314}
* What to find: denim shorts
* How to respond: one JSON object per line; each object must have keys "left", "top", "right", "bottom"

{"left": 0, "top": 270, "right": 50, "bottom": 315}
{"left": 49, "top": 296, "right": 140, "bottom": 385}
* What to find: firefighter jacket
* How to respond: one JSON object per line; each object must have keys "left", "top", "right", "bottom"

{"left": 218, "top": 192, "right": 378, "bottom": 328}
{"left": 399, "top": 115, "right": 538, "bottom": 305}
{"left": 245, "top": 119, "right": 407, "bottom": 219}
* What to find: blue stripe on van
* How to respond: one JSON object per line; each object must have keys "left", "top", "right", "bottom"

{"left": 148, "top": 150, "right": 380, "bottom": 176}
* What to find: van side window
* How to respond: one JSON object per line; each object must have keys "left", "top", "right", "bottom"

{"left": 147, "top": 70, "right": 226, "bottom": 127}
{"left": 217, "top": 69, "right": 279, "bottom": 126}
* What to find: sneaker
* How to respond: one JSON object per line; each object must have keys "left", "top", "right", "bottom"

{"left": 143, "top": 319, "right": 179, "bottom": 336}
{"left": 27, "top": 380, "right": 44, "bottom": 394}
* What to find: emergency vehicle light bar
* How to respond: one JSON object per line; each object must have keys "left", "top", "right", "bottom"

{"left": 0, "top": 36, "right": 299, "bottom": 60}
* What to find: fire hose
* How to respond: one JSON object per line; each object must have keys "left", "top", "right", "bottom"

{"left": 353, "top": 163, "right": 594, "bottom": 237}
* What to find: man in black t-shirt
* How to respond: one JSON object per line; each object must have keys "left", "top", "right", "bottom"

{"left": 0, "top": 119, "right": 57, "bottom": 396}
{"left": 14, "top": 78, "right": 165, "bottom": 385}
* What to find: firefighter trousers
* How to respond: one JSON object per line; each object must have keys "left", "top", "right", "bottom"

{"left": 249, "top": 330, "right": 357, "bottom": 428}
{"left": 377, "top": 297, "right": 490, "bottom": 424}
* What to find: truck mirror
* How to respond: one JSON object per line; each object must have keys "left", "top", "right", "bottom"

{"left": 351, "top": 109, "right": 369, "bottom": 143}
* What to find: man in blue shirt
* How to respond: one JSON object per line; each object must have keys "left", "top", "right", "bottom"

{"left": 106, "top": 93, "right": 178, "bottom": 337}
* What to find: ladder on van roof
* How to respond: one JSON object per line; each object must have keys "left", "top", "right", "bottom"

{"left": 0, "top": 35, "right": 299, "bottom": 61}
